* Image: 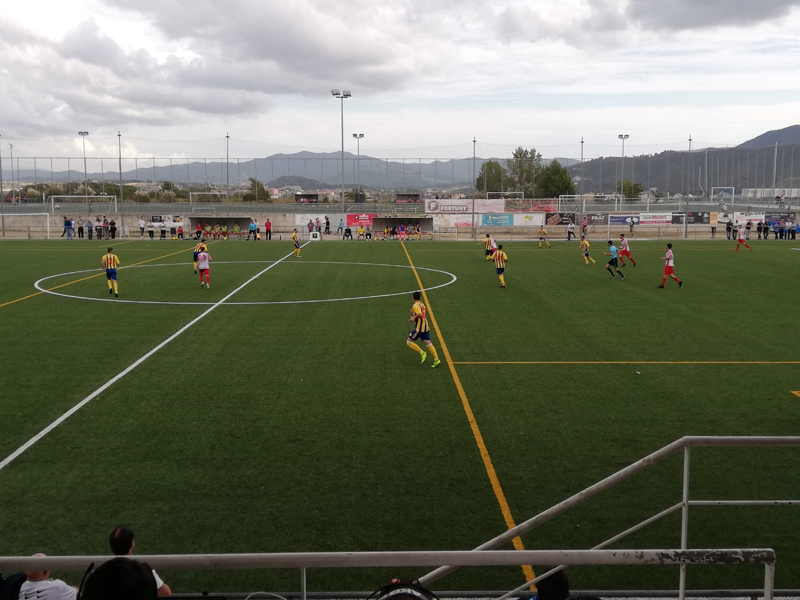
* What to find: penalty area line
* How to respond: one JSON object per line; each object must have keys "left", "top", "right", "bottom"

{"left": 0, "top": 242, "right": 308, "bottom": 473}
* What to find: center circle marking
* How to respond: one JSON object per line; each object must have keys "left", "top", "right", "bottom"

{"left": 33, "top": 261, "right": 458, "bottom": 306}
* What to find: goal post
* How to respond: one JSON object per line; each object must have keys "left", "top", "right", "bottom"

{"left": 0, "top": 213, "right": 51, "bottom": 239}
{"left": 711, "top": 187, "right": 735, "bottom": 207}
{"left": 49, "top": 195, "right": 118, "bottom": 213}
{"left": 190, "top": 192, "right": 228, "bottom": 204}
{"left": 486, "top": 191, "right": 523, "bottom": 200}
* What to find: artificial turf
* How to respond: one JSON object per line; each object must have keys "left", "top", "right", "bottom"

{"left": 0, "top": 236, "right": 798, "bottom": 594}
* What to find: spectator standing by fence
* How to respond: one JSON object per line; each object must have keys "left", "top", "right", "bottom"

{"left": 756, "top": 221, "right": 763, "bottom": 239}
{"left": 567, "top": 220, "right": 575, "bottom": 241}
{"left": 264, "top": 219, "right": 272, "bottom": 240}
{"left": 102, "top": 217, "right": 109, "bottom": 239}
{"left": 725, "top": 220, "right": 733, "bottom": 240}
{"left": 139, "top": 217, "right": 146, "bottom": 239}
{"left": 325, "top": 216, "right": 331, "bottom": 234}
{"left": 60, "top": 216, "right": 69, "bottom": 237}
{"left": 86, "top": 218, "right": 94, "bottom": 240}
{"left": 109, "top": 218, "right": 117, "bottom": 240}
{"left": 77, "top": 218, "right": 84, "bottom": 239}
{"left": 147, "top": 220, "right": 154, "bottom": 239}
{"left": 337, "top": 218, "right": 344, "bottom": 234}
{"left": 746, "top": 220, "right": 752, "bottom": 239}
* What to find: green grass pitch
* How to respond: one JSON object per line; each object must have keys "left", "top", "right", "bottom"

{"left": 0, "top": 237, "right": 798, "bottom": 594}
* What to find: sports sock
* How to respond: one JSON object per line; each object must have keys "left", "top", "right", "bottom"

{"left": 428, "top": 345, "right": 439, "bottom": 360}
{"left": 112, "top": 281, "right": 118, "bottom": 293}
{"left": 206, "top": 274, "right": 211, "bottom": 284}
{"left": 193, "top": 261, "right": 198, "bottom": 270}
{"left": 672, "top": 275, "right": 681, "bottom": 284}
{"left": 538, "top": 242, "right": 542, "bottom": 248}
{"left": 546, "top": 241, "right": 551, "bottom": 247}
{"left": 407, "top": 341, "right": 423, "bottom": 355}
{"left": 199, "top": 272, "right": 204, "bottom": 282}
{"left": 107, "top": 280, "right": 112, "bottom": 290}
{"left": 631, "top": 259, "right": 636, "bottom": 265}
{"left": 661, "top": 276, "right": 667, "bottom": 286}
{"left": 499, "top": 274, "right": 506, "bottom": 285}
{"left": 590, "top": 257, "right": 596, "bottom": 264}
{"left": 583, "top": 258, "right": 588, "bottom": 264}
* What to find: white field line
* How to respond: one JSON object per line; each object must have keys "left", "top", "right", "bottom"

{"left": 0, "top": 243, "right": 309, "bottom": 472}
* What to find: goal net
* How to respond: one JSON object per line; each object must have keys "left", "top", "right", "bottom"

{"left": 0, "top": 213, "right": 51, "bottom": 239}
{"left": 486, "top": 191, "right": 523, "bottom": 199}
{"left": 49, "top": 195, "right": 118, "bottom": 213}
{"left": 190, "top": 192, "right": 228, "bottom": 204}
{"left": 711, "top": 187, "right": 735, "bottom": 207}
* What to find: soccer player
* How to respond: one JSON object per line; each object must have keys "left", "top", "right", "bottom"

{"left": 659, "top": 243, "right": 683, "bottom": 288}
{"left": 485, "top": 234, "right": 498, "bottom": 261}
{"left": 291, "top": 228, "right": 301, "bottom": 257}
{"left": 735, "top": 225, "right": 752, "bottom": 252}
{"left": 538, "top": 226, "right": 551, "bottom": 248}
{"left": 494, "top": 244, "right": 509, "bottom": 288}
{"left": 604, "top": 240, "right": 626, "bottom": 280}
{"left": 414, "top": 223, "right": 421, "bottom": 239}
{"left": 213, "top": 223, "right": 221, "bottom": 240}
{"left": 193, "top": 240, "right": 208, "bottom": 274}
{"left": 195, "top": 222, "right": 203, "bottom": 240}
{"left": 579, "top": 235, "right": 596, "bottom": 265}
{"left": 204, "top": 223, "right": 212, "bottom": 239}
{"left": 398, "top": 223, "right": 406, "bottom": 241}
{"left": 221, "top": 224, "right": 228, "bottom": 240}
{"left": 233, "top": 223, "right": 241, "bottom": 238}
{"left": 618, "top": 233, "right": 636, "bottom": 266}
{"left": 481, "top": 233, "right": 494, "bottom": 259}
{"left": 197, "top": 248, "right": 212, "bottom": 289}
{"left": 101, "top": 247, "right": 120, "bottom": 297}
{"left": 406, "top": 291, "right": 441, "bottom": 368}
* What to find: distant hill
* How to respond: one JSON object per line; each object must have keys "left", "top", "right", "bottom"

{"left": 267, "top": 175, "right": 325, "bottom": 189}
{"left": 738, "top": 125, "right": 800, "bottom": 149}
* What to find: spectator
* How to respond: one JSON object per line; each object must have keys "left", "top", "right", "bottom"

{"left": 60, "top": 216, "right": 69, "bottom": 238}
{"left": 779, "top": 219, "right": 786, "bottom": 240}
{"left": 756, "top": 220, "right": 763, "bottom": 240}
{"left": 264, "top": 219, "right": 272, "bottom": 241}
{"left": 365, "top": 226, "right": 372, "bottom": 240}
{"left": 247, "top": 219, "right": 257, "bottom": 241}
{"left": 324, "top": 216, "right": 331, "bottom": 234}
{"left": 76, "top": 218, "right": 84, "bottom": 239}
{"left": 82, "top": 557, "right": 157, "bottom": 600}
{"left": 177, "top": 225, "right": 184, "bottom": 240}
{"left": 109, "top": 218, "right": 117, "bottom": 240}
{"left": 159, "top": 221, "right": 167, "bottom": 240}
{"left": 95, "top": 217, "right": 103, "bottom": 240}
{"left": 357, "top": 225, "right": 366, "bottom": 240}
{"left": 315, "top": 217, "right": 322, "bottom": 234}
{"left": 101, "top": 217, "right": 109, "bottom": 239}
{"left": 147, "top": 220, "right": 154, "bottom": 239}
{"left": 725, "top": 220, "right": 733, "bottom": 240}
{"left": 195, "top": 222, "right": 203, "bottom": 240}
{"left": 86, "top": 218, "right": 94, "bottom": 240}
{"left": 582, "top": 217, "right": 588, "bottom": 236}
{"left": 343, "top": 226, "right": 353, "bottom": 240}
{"left": 307, "top": 219, "right": 314, "bottom": 234}
{"left": 773, "top": 221, "right": 779, "bottom": 239}
{"left": 745, "top": 219, "right": 752, "bottom": 239}
{"left": 18, "top": 553, "right": 78, "bottom": 600}
{"left": 109, "top": 525, "right": 171, "bottom": 596}
{"left": 710, "top": 223, "right": 717, "bottom": 239}
{"left": 139, "top": 217, "right": 146, "bottom": 239}
{"left": 790, "top": 218, "right": 797, "bottom": 240}
{"left": 337, "top": 219, "right": 344, "bottom": 234}
{"left": 567, "top": 220, "right": 575, "bottom": 241}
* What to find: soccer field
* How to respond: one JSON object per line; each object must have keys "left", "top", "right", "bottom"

{"left": 1, "top": 237, "right": 799, "bottom": 594}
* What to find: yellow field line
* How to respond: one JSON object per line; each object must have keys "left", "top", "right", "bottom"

{"left": 792, "top": 391, "right": 800, "bottom": 398}
{"left": 0, "top": 245, "right": 205, "bottom": 309}
{"left": 400, "top": 242, "right": 535, "bottom": 584}
{"left": 454, "top": 361, "right": 800, "bottom": 365}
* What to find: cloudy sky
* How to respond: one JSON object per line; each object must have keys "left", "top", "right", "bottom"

{"left": 2, "top": 0, "right": 800, "bottom": 161}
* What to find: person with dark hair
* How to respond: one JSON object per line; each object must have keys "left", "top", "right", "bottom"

{"left": 407, "top": 291, "right": 441, "bottom": 368}
{"left": 17, "top": 553, "right": 78, "bottom": 599}
{"left": 604, "top": 240, "right": 625, "bottom": 281}
{"left": 82, "top": 557, "right": 157, "bottom": 600}
{"left": 756, "top": 220, "right": 763, "bottom": 240}
{"left": 369, "top": 579, "right": 437, "bottom": 600}
{"left": 493, "top": 244, "right": 509, "bottom": 288}
{"left": 658, "top": 243, "right": 682, "bottom": 289}
{"left": 109, "top": 526, "right": 172, "bottom": 596}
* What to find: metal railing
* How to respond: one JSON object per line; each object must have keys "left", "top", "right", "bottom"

{"left": 0, "top": 549, "right": 776, "bottom": 600}
{"left": 416, "top": 436, "right": 799, "bottom": 600}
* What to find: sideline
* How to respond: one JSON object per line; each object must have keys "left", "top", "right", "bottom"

{"left": 0, "top": 244, "right": 211, "bottom": 310}
{"left": 454, "top": 361, "right": 800, "bottom": 365}
{"left": 0, "top": 242, "right": 308, "bottom": 472}
{"left": 400, "top": 242, "right": 536, "bottom": 584}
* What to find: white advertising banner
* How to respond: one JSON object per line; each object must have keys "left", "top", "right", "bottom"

{"left": 733, "top": 212, "right": 765, "bottom": 225}
{"left": 295, "top": 214, "right": 331, "bottom": 226}
{"left": 639, "top": 213, "right": 673, "bottom": 225}
{"left": 514, "top": 213, "right": 545, "bottom": 227}
{"left": 425, "top": 198, "right": 504, "bottom": 214}
{"left": 433, "top": 214, "right": 474, "bottom": 228}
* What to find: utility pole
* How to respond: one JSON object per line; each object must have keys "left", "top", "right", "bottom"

{"left": 331, "top": 90, "right": 351, "bottom": 203}
{"left": 225, "top": 133, "right": 230, "bottom": 199}
{"left": 9, "top": 143, "right": 14, "bottom": 201}
{"left": 580, "top": 137, "right": 584, "bottom": 201}
{"left": 688, "top": 135, "right": 693, "bottom": 196}
{"left": 618, "top": 134, "right": 629, "bottom": 197}
{"left": 0, "top": 134, "right": 4, "bottom": 204}
{"left": 472, "top": 137, "right": 477, "bottom": 197}
{"left": 772, "top": 142, "right": 778, "bottom": 199}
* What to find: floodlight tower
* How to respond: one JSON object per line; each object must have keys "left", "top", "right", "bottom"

{"left": 331, "top": 89, "right": 352, "bottom": 202}
{"left": 618, "top": 134, "right": 629, "bottom": 196}
{"left": 79, "top": 131, "right": 89, "bottom": 202}
{"left": 353, "top": 133, "right": 364, "bottom": 201}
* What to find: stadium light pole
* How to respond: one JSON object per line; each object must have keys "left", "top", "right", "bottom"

{"left": 9, "top": 143, "right": 14, "bottom": 201}
{"left": 353, "top": 133, "right": 364, "bottom": 202}
{"left": 225, "top": 133, "right": 230, "bottom": 199}
{"left": 688, "top": 135, "right": 693, "bottom": 196}
{"left": 472, "top": 137, "right": 476, "bottom": 197}
{"left": 618, "top": 134, "right": 629, "bottom": 197}
{"left": 79, "top": 132, "right": 89, "bottom": 203}
{"left": 0, "top": 134, "right": 4, "bottom": 204}
{"left": 331, "top": 90, "right": 351, "bottom": 203}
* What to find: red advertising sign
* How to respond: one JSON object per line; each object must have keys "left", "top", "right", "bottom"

{"left": 347, "top": 214, "right": 377, "bottom": 226}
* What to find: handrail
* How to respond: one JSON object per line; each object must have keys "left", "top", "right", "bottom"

{"left": 0, "top": 548, "right": 774, "bottom": 572}
{"left": 419, "top": 436, "right": 800, "bottom": 586}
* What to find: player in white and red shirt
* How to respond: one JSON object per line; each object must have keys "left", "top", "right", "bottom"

{"left": 197, "top": 250, "right": 212, "bottom": 289}
{"left": 735, "top": 225, "right": 752, "bottom": 252}
{"left": 658, "top": 243, "right": 682, "bottom": 288}
{"left": 618, "top": 233, "right": 636, "bottom": 267}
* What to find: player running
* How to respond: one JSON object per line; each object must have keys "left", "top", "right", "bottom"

{"left": 291, "top": 228, "right": 301, "bottom": 257}
{"left": 618, "top": 233, "right": 636, "bottom": 267}
{"left": 659, "top": 243, "right": 683, "bottom": 288}
{"left": 101, "top": 247, "right": 120, "bottom": 297}
{"left": 493, "top": 244, "right": 509, "bottom": 288}
{"left": 406, "top": 291, "right": 441, "bottom": 368}
{"left": 197, "top": 248, "right": 212, "bottom": 289}
{"left": 193, "top": 240, "right": 208, "bottom": 274}
{"left": 481, "top": 234, "right": 494, "bottom": 259}
{"left": 579, "top": 235, "right": 596, "bottom": 265}
{"left": 604, "top": 240, "right": 626, "bottom": 281}
{"left": 735, "top": 225, "right": 752, "bottom": 252}
{"left": 537, "top": 226, "right": 551, "bottom": 248}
